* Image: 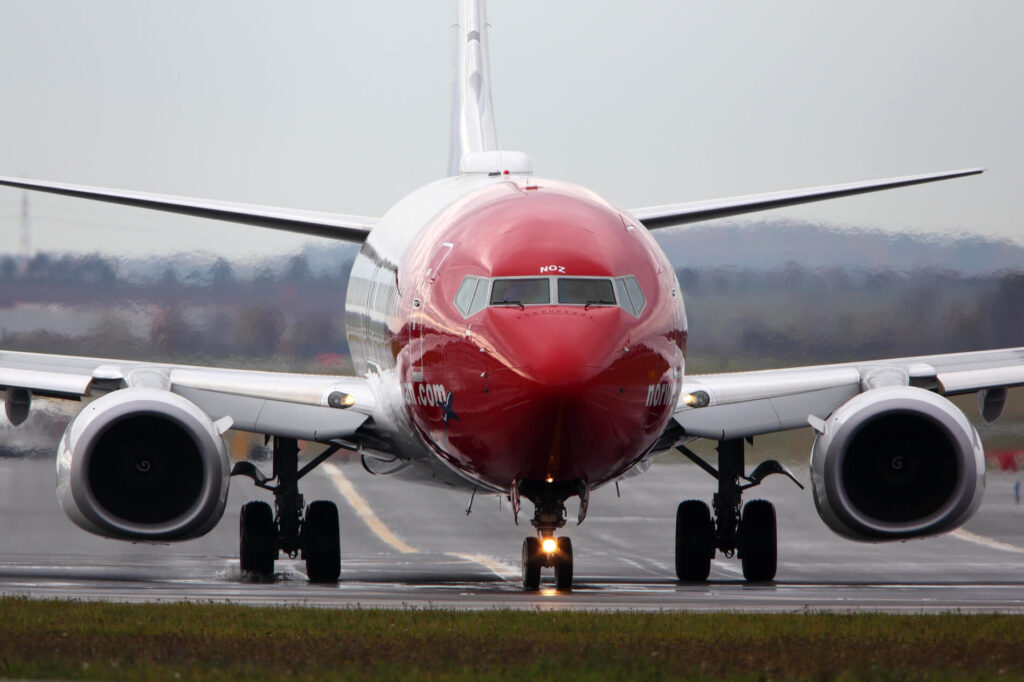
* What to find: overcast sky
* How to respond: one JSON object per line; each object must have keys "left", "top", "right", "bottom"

{"left": 0, "top": 1, "right": 1020, "bottom": 258}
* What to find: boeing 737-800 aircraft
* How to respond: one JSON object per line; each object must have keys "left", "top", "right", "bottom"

{"left": 0, "top": 1, "right": 1020, "bottom": 590}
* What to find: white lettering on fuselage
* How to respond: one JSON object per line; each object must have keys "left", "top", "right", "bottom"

{"left": 402, "top": 382, "right": 448, "bottom": 407}
{"left": 539, "top": 265, "right": 566, "bottom": 274}
{"left": 646, "top": 383, "right": 672, "bottom": 407}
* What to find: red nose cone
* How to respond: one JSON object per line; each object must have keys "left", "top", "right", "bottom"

{"left": 489, "top": 308, "right": 623, "bottom": 389}
{"left": 429, "top": 306, "right": 668, "bottom": 485}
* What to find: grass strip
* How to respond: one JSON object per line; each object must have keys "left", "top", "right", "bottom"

{"left": 1, "top": 596, "right": 1023, "bottom": 681}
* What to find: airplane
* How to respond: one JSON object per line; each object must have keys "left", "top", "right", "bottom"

{"left": 0, "top": 0, "right": 1020, "bottom": 590}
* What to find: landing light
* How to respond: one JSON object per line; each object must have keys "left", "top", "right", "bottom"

{"left": 682, "top": 390, "right": 710, "bottom": 408}
{"left": 328, "top": 391, "right": 356, "bottom": 409}
{"left": 541, "top": 538, "right": 557, "bottom": 554}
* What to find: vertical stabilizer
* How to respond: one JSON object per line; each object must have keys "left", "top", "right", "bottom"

{"left": 448, "top": 0, "right": 499, "bottom": 175}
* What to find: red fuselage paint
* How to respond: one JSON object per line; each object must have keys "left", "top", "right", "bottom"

{"left": 374, "top": 178, "right": 687, "bottom": 492}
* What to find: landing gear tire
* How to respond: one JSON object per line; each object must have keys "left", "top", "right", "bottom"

{"left": 302, "top": 500, "right": 341, "bottom": 583}
{"left": 240, "top": 501, "right": 275, "bottom": 576}
{"left": 554, "top": 537, "right": 573, "bottom": 590}
{"left": 740, "top": 499, "right": 777, "bottom": 582}
{"left": 522, "top": 537, "right": 542, "bottom": 591}
{"left": 675, "top": 499, "right": 713, "bottom": 582}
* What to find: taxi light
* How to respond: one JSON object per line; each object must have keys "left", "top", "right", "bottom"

{"left": 682, "top": 390, "right": 710, "bottom": 408}
{"left": 541, "top": 538, "right": 557, "bottom": 554}
{"left": 328, "top": 391, "right": 357, "bottom": 409}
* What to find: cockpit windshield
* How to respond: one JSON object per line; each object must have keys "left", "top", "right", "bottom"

{"left": 454, "top": 274, "right": 646, "bottom": 318}
{"left": 558, "top": 278, "right": 616, "bottom": 305}
{"left": 490, "top": 278, "right": 550, "bottom": 305}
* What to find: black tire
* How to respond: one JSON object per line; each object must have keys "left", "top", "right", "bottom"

{"left": 522, "top": 537, "right": 542, "bottom": 591}
{"left": 302, "top": 500, "right": 341, "bottom": 583}
{"left": 740, "top": 499, "right": 777, "bottom": 582}
{"left": 675, "top": 499, "right": 713, "bottom": 581}
{"left": 239, "top": 501, "right": 276, "bottom": 576}
{"left": 554, "top": 536, "right": 573, "bottom": 590}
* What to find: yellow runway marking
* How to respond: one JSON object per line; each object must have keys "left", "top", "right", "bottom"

{"left": 321, "top": 462, "right": 518, "bottom": 581}
{"left": 322, "top": 462, "right": 419, "bottom": 554}
{"left": 449, "top": 553, "right": 520, "bottom": 581}
{"left": 951, "top": 528, "right": 1024, "bottom": 554}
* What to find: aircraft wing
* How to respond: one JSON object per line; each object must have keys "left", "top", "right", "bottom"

{"left": 0, "top": 175, "right": 376, "bottom": 243}
{"left": 672, "top": 347, "right": 1024, "bottom": 441}
{"left": 0, "top": 350, "right": 375, "bottom": 442}
{"left": 630, "top": 168, "right": 983, "bottom": 230}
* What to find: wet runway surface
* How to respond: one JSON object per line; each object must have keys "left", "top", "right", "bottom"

{"left": 3, "top": 454, "right": 1024, "bottom": 611}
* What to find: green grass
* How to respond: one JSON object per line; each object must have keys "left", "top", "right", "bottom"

{"left": 2, "top": 598, "right": 1023, "bottom": 681}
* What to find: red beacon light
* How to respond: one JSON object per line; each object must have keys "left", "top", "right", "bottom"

{"left": 457, "top": 150, "right": 535, "bottom": 176}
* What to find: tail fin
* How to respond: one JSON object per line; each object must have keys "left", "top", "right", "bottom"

{"left": 448, "top": 0, "right": 498, "bottom": 175}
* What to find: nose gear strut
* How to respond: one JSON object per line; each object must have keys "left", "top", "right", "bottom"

{"left": 513, "top": 478, "right": 582, "bottom": 590}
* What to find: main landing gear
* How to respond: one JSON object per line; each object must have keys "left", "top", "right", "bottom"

{"left": 516, "top": 479, "right": 582, "bottom": 591}
{"left": 232, "top": 437, "right": 343, "bottom": 582}
{"left": 675, "top": 438, "right": 803, "bottom": 582}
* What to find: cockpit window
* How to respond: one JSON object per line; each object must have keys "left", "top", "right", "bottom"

{"left": 455, "top": 274, "right": 646, "bottom": 317}
{"left": 455, "top": 276, "right": 480, "bottom": 317}
{"left": 619, "top": 275, "right": 647, "bottom": 316}
{"left": 558, "top": 278, "right": 616, "bottom": 305}
{"left": 455, "top": 275, "right": 490, "bottom": 318}
{"left": 469, "top": 277, "right": 490, "bottom": 314}
{"left": 490, "top": 278, "right": 550, "bottom": 305}
{"left": 614, "top": 279, "right": 631, "bottom": 313}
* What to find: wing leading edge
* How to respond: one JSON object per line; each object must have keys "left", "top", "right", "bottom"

{"left": 0, "top": 175, "right": 376, "bottom": 243}
{"left": 672, "top": 347, "right": 1024, "bottom": 441}
{"left": 0, "top": 350, "right": 376, "bottom": 442}
{"left": 630, "top": 168, "right": 984, "bottom": 230}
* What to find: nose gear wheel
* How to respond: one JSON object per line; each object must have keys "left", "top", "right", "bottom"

{"left": 553, "top": 536, "right": 573, "bottom": 589}
{"left": 521, "top": 537, "right": 542, "bottom": 591}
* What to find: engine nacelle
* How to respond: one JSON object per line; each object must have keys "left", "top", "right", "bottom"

{"left": 56, "top": 388, "right": 231, "bottom": 541}
{"left": 810, "top": 386, "right": 984, "bottom": 541}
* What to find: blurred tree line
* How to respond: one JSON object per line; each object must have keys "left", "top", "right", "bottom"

{"left": 0, "top": 253, "right": 353, "bottom": 372}
{"left": 0, "top": 252, "right": 1021, "bottom": 374}
{"left": 680, "top": 264, "right": 1024, "bottom": 372}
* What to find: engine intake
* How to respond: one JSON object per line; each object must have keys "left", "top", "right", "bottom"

{"left": 810, "top": 386, "right": 984, "bottom": 541}
{"left": 57, "top": 388, "right": 231, "bottom": 541}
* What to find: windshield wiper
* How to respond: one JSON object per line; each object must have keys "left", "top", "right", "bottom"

{"left": 584, "top": 300, "right": 615, "bottom": 309}
{"left": 493, "top": 300, "right": 525, "bottom": 310}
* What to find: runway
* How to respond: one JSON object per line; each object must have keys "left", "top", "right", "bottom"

{"left": 3, "top": 453, "right": 1024, "bottom": 612}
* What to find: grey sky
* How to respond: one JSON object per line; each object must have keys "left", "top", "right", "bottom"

{"left": 0, "top": 1, "right": 1020, "bottom": 257}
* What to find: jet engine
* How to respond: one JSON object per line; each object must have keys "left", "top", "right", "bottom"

{"left": 810, "top": 386, "right": 984, "bottom": 541}
{"left": 56, "top": 388, "right": 231, "bottom": 541}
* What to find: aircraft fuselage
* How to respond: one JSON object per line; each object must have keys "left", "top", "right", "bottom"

{"left": 346, "top": 174, "right": 687, "bottom": 493}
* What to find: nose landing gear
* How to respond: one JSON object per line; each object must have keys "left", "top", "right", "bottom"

{"left": 515, "top": 479, "right": 582, "bottom": 590}
{"left": 675, "top": 438, "right": 801, "bottom": 582}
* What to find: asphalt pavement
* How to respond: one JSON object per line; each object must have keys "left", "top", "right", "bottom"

{"left": 2, "top": 451, "right": 1024, "bottom": 611}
